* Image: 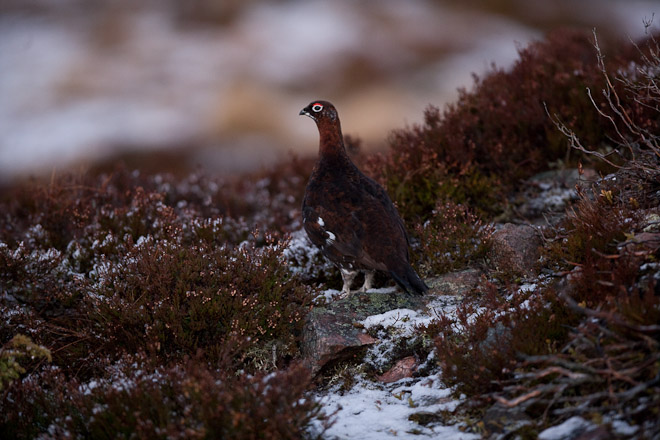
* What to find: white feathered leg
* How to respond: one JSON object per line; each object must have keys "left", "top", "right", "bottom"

{"left": 358, "top": 270, "right": 375, "bottom": 292}
{"left": 339, "top": 268, "right": 358, "bottom": 298}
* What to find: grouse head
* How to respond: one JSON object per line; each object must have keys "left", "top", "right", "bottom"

{"left": 299, "top": 100, "right": 339, "bottom": 125}
{"left": 299, "top": 100, "right": 345, "bottom": 157}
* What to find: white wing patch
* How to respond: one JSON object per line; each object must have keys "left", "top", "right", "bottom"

{"left": 325, "top": 230, "right": 336, "bottom": 246}
{"left": 317, "top": 216, "right": 336, "bottom": 246}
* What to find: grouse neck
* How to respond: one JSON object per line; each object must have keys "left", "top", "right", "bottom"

{"left": 317, "top": 118, "right": 347, "bottom": 158}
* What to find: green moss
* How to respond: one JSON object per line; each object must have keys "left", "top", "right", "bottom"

{"left": 0, "top": 335, "right": 51, "bottom": 391}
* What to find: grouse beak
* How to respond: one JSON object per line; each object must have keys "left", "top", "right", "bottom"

{"left": 299, "top": 108, "right": 314, "bottom": 120}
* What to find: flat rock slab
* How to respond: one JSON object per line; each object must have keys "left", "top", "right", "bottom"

{"left": 303, "top": 269, "right": 483, "bottom": 374}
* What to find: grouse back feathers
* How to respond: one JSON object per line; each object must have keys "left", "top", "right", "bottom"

{"left": 300, "top": 100, "right": 428, "bottom": 297}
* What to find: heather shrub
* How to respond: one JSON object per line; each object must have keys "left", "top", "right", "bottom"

{"left": 554, "top": 31, "right": 660, "bottom": 185}
{"left": 367, "top": 29, "right": 649, "bottom": 222}
{"left": 89, "top": 232, "right": 312, "bottom": 365}
{"left": 495, "top": 247, "right": 659, "bottom": 434}
{"left": 453, "top": 139, "right": 657, "bottom": 431}
{"left": 543, "top": 28, "right": 659, "bottom": 306}
{"left": 0, "top": 170, "right": 315, "bottom": 371}
{"left": 0, "top": 356, "right": 327, "bottom": 440}
{"left": 425, "top": 282, "right": 575, "bottom": 395}
{"left": 544, "top": 185, "right": 638, "bottom": 270}
{"left": 0, "top": 166, "right": 328, "bottom": 438}
{"left": 423, "top": 299, "right": 512, "bottom": 395}
{"left": 414, "top": 201, "right": 493, "bottom": 275}
{"left": 431, "top": 29, "right": 660, "bottom": 437}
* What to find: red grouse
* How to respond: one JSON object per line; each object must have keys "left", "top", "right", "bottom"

{"left": 300, "top": 100, "right": 428, "bottom": 297}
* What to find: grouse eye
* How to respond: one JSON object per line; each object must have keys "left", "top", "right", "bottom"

{"left": 312, "top": 103, "right": 323, "bottom": 112}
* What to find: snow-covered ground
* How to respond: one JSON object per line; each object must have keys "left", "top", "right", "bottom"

{"left": 307, "top": 286, "right": 474, "bottom": 439}
{"left": 314, "top": 373, "right": 477, "bottom": 439}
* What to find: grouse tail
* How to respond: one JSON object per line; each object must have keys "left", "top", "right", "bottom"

{"left": 390, "top": 265, "right": 428, "bottom": 295}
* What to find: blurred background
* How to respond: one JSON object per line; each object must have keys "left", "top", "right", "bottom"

{"left": 0, "top": 0, "right": 658, "bottom": 183}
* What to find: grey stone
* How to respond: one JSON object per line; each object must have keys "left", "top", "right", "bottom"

{"left": 490, "top": 223, "right": 542, "bottom": 277}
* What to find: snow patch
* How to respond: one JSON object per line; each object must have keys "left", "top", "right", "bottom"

{"left": 361, "top": 308, "right": 433, "bottom": 338}
{"left": 538, "top": 416, "right": 594, "bottom": 440}
{"left": 313, "top": 374, "right": 477, "bottom": 440}
{"left": 611, "top": 419, "right": 638, "bottom": 436}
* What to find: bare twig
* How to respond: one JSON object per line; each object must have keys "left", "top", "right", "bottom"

{"left": 559, "top": 291, "right": 660, "bottom": 335}
{"left": 495, "top": 388, "right": 545, "bottom": 408}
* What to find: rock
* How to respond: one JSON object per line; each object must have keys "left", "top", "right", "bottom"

{"left": 513, "top": 168, "right": 597, "bottom": 225}
{"left": 642, "top": 212, "right": 660, "bottom": 232}
{"left": 377, "top": 356, "right": 417, "bottom": 383}
{"left": 489, "top": 223, "right": 542, "bottom": 277}
{"left": 302, "top": 289, "right": 425, "bottom": 375}
{"left": 427, "top": 268, "right": 483, "bottom": 296}
{"left": 619, "top": 231, "right": 660, "bottom": 253}
{"left": 303, "top": 269, "right": 483, "bottom": 374}
{"left": 529, "top": 168, "right": 598, "bottom": 189}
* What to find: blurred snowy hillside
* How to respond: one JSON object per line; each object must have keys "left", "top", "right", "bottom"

{"left": 0, "top": 0, "right": 657, "bottom": 181}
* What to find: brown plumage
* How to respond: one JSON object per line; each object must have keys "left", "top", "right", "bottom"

{"left": 300, "top": 100, "right": 428, "bottom": 297}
